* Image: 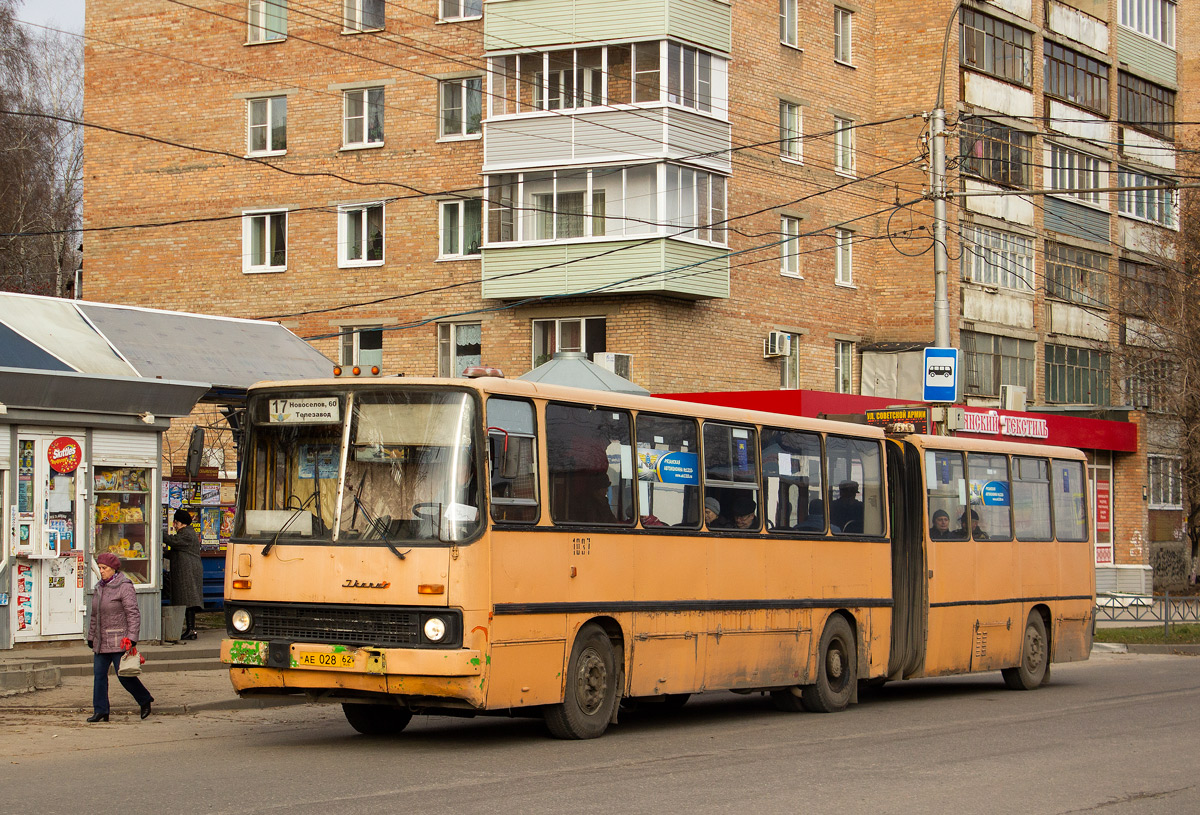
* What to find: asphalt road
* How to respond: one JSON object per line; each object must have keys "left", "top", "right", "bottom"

{"left": 3, "top": 651, "right": 1197, "bottom": 815}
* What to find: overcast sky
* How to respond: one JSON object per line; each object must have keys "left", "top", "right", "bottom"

{"left": 18, "top": 0, "right": 86, "bottom": 34}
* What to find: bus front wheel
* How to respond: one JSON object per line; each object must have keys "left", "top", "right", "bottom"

{"left": 800, "top": 615, "right": 857, "bottom": 713}
{"left": 545, "top": 623, "right": 619, "bottom": 739}
{"left": 342, "top": 703, "right": 413, "bottom": 735}
{"left": 1002, "top": 612, "right": 1048, "bottom": 691}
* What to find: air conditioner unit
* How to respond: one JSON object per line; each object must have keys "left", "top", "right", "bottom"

{"left": 999, "top": 384, "right": 1027, "bottom": 411}
{"left": 592, "top": 352, "right": 632, "bottom": 379}
{"left": 764, "top": 331, "right": 792, "bottom": 358}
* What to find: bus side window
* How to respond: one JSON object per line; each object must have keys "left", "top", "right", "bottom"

{"left": 925, "top": 450, "right": 968, "bottom": 541}
{"left": 635, "top": 413, "right": 701, "bottom": 528}
{"left": 967, "top": 452, "right": 1012, "bottom": 541}
{"left": 546, "top": 403, "right": 635, "bottom": 526}
{"left": 828, "top": 436, "right": 883, "bottom": 535}
{"left": 702, "top": 422, "right": 760, "bottom": 530}
{"left": 486, "top": 397, "right": 540, "bottom": 524}
{"left": 762, "top": 428, "right": 823, "bottom": 533}
{"left": 1012, "top": 456, "right": 1052, "bottom": 540}
{"left": 1051, "top": 458, "right": 1088, "bottom": 541}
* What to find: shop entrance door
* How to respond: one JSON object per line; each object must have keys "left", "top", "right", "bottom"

{"left": 13, "top": 431, "right": 86, "bottom": 641}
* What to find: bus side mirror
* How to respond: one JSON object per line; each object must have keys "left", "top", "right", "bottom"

{"left": 490, "top": 434, "right": 521, "bottom": 480}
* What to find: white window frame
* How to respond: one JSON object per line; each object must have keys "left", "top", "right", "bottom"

{"left": 338, "top": 203, "right": 385, "bottom": 267}
{"left": 1119, "top": 0, "right": 1175, "bottom": 47}
{"left": 834, "top": 8, "right": 853, "bottom": 65}
{"left": 439, "top": 77, "right": 483, "bottom": 139}
{"left": 834, "top": 117, "right": 855, "bottom": 176}
{"left": 834, "top": 340, "right": 853, "bottom": 393}
{"left": 340, "top": 325, "right": 384, "bottom": 369}
{"left": 835, "top": 228, "right": 853, "bottom": 286}
{"left": 440, "top": 199, "right": 483, "bottom": 258}
{"left": 440, "top": 0, "right": 482, "bottom": 22}
{"left": 343, "top": 87, "right": 385, "bottom": 149}
{"left": 242, "top": 209, "right": 287, "bottom": 274}
{"left": 781, "top": 215, "right": 802, "bottom": 277}
{"left": 780, "top": 0, "right": 798, "bottom": 47}
{"left": 960, "top": 223, "right": 1035, "bottom": 291}
{"left": 780, "top": 101, "right": 802, "bottom": 162}
{"left": 247, "top": 96, "right": 286, "bottom": 156}
{"left": 1047, "top": 143, "right": 1106, "bottom": 207}
{"left": 1148, "top": 455, "right": 1182, "bottom": 509}
{"left": 781, "top": 331, "right": 802, "bottom": 390}
{"left": 344, "top": 0, "right": 384, "bottom": 32}
{"left": 532, "top": 316, "right": 605, "bottom": 367}
{"left": 1117, "top": 167, "right": 1178, "bottom": 228}
{"left": 248, "top": 0, "right": 287, "bottom": 43}
{"left": 438, "top": 322, "right": 483, "bottom": 377}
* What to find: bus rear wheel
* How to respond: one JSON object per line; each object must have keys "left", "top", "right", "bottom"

{"left": 545, "top": 623, "right": 618, "bottom": 739}
{"left": 342, "top": 703, "right": 413, "bottom": 735}
{"left": 800, "top": 615, "right": 856, "bottom": 713}
{"left": 1002, "top": 612, "right": 1048, "bottom": 691}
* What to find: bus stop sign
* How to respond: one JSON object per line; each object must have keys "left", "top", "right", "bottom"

{"left": 923, "top": 347, "right": 960, "bottom": 403}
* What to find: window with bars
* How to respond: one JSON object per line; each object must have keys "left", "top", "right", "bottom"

{"left": 1117, "top": 167, "right": 1176, "bottom": 227}
{"left": 958, "top": 118, "right": 1031, "bottom": 187}
{"left": 1119, "top": 71, "right": 1175, "bottom": 140}
{"left": 961, "top": 330, "right": 1034, "bottom": 397}
{"left": 1046, "top": 242, "right": 1108, "bottom": 307}
{"left": 1148, "top": 455, "right": 1182, "bottom": 508}
{"left": 960, "top": 224, "right": 1034, "bottom": 291}
{"left": 1044, "top": 41, "right": 1109, "bottom": 116}
{"left": 1047, "top": 144, "right": 1106, "bottom": 205}
{"left": 961, "top": 8, "right": 1032, "bottom": 87}
{"left": 1045, "top": 344, "right": 1110, "bottom": 405}
{"left": 1119, "top": 0, "right": 1175, "bottom": 47}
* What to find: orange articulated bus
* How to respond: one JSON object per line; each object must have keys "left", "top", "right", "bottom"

{"left": 221, "top": 378, "right": 1093, "bottom": 738}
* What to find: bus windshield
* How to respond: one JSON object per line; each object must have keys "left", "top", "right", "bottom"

{"left": 238, "top": 389, "right": 481, "bottom": 544}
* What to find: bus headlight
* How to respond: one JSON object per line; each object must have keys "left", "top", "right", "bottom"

{"left": 423, "top": 617, "right": 447, "bottom": 642}
{"left": 231, "top": 608, "right": 253, "bottom": 633}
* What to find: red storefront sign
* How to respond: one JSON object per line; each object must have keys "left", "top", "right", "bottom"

{"left": 47, "top": 436, "right": 82, "bottom": 474}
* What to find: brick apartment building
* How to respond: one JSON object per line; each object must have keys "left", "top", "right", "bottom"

{"left": 81, "top": 0, "right": 1192, "bottom": 588}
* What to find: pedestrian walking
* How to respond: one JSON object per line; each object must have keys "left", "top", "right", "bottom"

{"left": 87, "top": 552, "right": 153, "bottom": 722}
{"left": 164, "top": 508, "right": 204, "bottom": 639}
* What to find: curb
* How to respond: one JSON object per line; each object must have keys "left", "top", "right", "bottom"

{"left": 1124, "top": 643, "right": 1200, "bottom": 655}
{"left": 0, "top": 697, "right": 308, "bottom": 715}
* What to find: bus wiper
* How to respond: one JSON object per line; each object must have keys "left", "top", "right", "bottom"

{"left": 351, "top": 489, "right": 408, "bottom": 561}
{"left": 262, "top": 493, "right": 317, "bottom": 557}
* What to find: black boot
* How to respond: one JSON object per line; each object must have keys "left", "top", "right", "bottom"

{"left": 86, "top": 712, "right": 109, "bottom": 723}
{"left": 182, "top": 629, "right": 197, "bottom": 640}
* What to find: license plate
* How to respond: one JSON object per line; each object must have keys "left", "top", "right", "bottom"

{"left": 294, "top": 650, "right": 357, "bottom": 670}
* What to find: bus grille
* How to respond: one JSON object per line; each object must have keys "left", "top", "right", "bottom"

{"left": 249, "top": 604, "right": 420, "bottom": 648}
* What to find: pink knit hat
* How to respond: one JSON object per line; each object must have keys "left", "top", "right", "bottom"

{"left": 96, "top": 552, "right": 121, "bottom": 571}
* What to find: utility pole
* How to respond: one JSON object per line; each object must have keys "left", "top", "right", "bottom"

{"left": 931, "top": 0, "right": 968, "bottom": 350}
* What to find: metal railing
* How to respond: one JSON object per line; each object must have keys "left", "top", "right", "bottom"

{"left": 1095, "top": 592, "right": 1200, "bottom": 638}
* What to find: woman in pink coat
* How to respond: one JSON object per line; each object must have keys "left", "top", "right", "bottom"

{"left": 87, "top": 552, "right": 153, "bottom": 722}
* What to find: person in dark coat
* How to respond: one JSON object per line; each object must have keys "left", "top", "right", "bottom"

{"left": 164, "top": 509, "right": 204, "bottom": 639}
{"left": 87, "top": 552, "right": 153, "bottom": 722}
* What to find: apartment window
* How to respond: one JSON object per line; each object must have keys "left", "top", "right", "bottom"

{"left": 781, "top": 215, "right": 802, "bottom": 277}
{"left": 1120, "top": 259, "right": 1170, "bottom": 317}
{"left": 1117, "top": 167, "right": 1176, "bottom": 227}
{"left": 242, "top": 210, "right": 286, "bottom": 273}
{"left": 780, "top": 101, "right": 802, "bottom": 161}
{"left": 781, "top": 332, "right": 802, "bottom": 390}
{"left": 961, "top": 330, "right": 1035, "bottom": 397}
{"left": 533, "top": 49, "right": 605, "bottom": 111}
{"left": 440, "top": 199, "right": 482, "bottom": 257}
{"left": 533, "top": 317, "right": 606, "bottom": 368}
{"left": 339, "top": 203, "right": 384, "bottom": 266}
{"left": 834, "top": 341, "right": 853, "bottom": 393}
{"left": 634, "top": 42, "right": 661, "bottom": 103}
{"left": 1044, "top": 42, "right": 1109, "bottom": 116}
{"left": 1045, "top": 343, "right": 1110, "bottom": 405}
{"left": 780, "top": 0, "right": 798, "bottom": 47}
{"left": 1048, "top": 144, "right": 1106, "bottom": 205}
{"left": 344, "top": 87, "right": 384, "bottom": 147}
{"left": 1126, "top": 356, "right": 1173, "bottom": 411}
{"left": 440, "top": 0, "right": 482, "bottom": 21}
{"left": 833, "top": 117, "right": 855, "bottom": 176}
{"left": 344, "top": 0, "right": 384, "bottom": 31}
{"left": 960, "top": 223, "right": 1034, "bottom": 291}
{"left": 666, "top": 43, "right": 714, "bottom": 113}
{"left": 1119, "top": 71, "right": 1175, "bottom": 140}
{"left": 1148, "top": 456, "right": 1182, "bottom": 508}
{"left": 835, "top": 228, "right": 853, "bottom": 285}
{"left": 959, "top": 118, "right": 1031, "bottom": 187}
{"left": 960, "top": 8, "right": 1032, "bottom": 87}
{"left": 665, "top": 166, "right": 727, "bottom": 242}
{"left": 438, "top": 323, "right": 482, "bottom": 377}
{"left": 247, "top": 96, "right": 286, "bottom": 155}
{"left": 440, "top": 77, "right": 482, "bottom": 137}
{"left": 341, "top": 326, "right": 383, "bottom": 369}
{"left": 248, "top": 0, "right": 287, "bottom": 43}
{"left": 834, "top": 8, "right": 853, "bottom": 64}
{"left": 1046, "top": 242, "right": 1108, "bottom": 308}
{"left": 1119, "top": 0, "right": 1175, "bottom": 47}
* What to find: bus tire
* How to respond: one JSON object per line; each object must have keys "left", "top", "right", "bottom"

{"left": 1002, "top": 612, "right": 1048, "bottom": 691}
{"left": 801, "top": 615, "right": 857, "bottom": 713}
{"left": 545, "top": 623, "right": 618, "bottom": 739}
{"left": 342, "top": 703, "right": 413, "bottom": 735}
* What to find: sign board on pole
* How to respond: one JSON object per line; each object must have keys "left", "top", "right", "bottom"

{"left": 923, "top": 347, "right": 960, "bottom": 403}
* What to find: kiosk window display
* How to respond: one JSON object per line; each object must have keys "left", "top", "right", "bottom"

{"left": 93, "top": 467, "right": 153, "bottom": 583}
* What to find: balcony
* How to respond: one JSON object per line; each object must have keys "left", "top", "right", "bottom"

{"left": 484, "top": 0, "right": 731, "bottom": 53}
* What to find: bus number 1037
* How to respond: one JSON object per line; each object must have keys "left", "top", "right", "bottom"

{"left": 573, "top": 538, "right": 591, "bottom": 555}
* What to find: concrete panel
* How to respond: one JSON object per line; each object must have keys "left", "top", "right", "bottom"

{"left": 963, "top": 72, "right": 1035, "bottom": 118}
{"left": 1047, "top": 99, "right": 1113, "bottom": 143}
{"left": 1047, "top": 2, "right": 1108, "bottom": 51}
{"left": 962, "top": 179, "right": 1035, "bottom": 225}
{"left": 990, "top": 0, "right": 1032, "bottom": 20}
{"left": 962, "top": 287, "right": 1035, "bottom": 329}
{"left": 1120, "top": 128, "right": 1175, "bottom": 171}
{"left": 1048, "top": 301, "right": 1108, "bottom": 341}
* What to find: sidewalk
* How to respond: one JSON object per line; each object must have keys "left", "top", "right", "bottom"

{"left": 0, "top": 628, "right": 302, "bottom": 716}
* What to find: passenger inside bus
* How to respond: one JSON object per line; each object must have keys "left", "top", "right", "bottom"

{"left": 958, "top": 509, "right": 988, "bottom": 540}
{"left": 799, "top": 498, "right": 828, "bottom": 532}
{"left": 830, "top": 480, "right": 864, "bottom": 532}
{"left": 929, "top": 508, "right": 953, "bottom": 539}
{"left": 703, "top": 496, "right": 721, "bottom": 527}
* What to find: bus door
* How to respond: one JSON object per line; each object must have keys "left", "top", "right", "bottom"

{"left": 921, "top": 447, "right": 977, "bottom": 675}
{"left": 886, "top": 439, "right": 926, "bottom": 680}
